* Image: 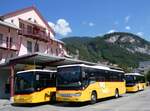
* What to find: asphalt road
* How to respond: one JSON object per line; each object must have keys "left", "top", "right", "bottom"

{"left": 0, "top": 88, "right": 150, "bottom": 111}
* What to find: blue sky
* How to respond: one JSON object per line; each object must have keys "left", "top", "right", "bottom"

{"left": 1, "top": 0, "right": 150, "bottom": 41}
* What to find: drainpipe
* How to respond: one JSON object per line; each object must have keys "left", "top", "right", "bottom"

{"left": 10, "top": 65, "right": 15, "bottom": 103}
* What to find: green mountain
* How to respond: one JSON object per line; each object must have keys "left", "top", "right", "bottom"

{"left": 62, "top": 32, "right": 150, "bottom": 71}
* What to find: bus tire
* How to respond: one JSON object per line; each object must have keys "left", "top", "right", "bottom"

{"left": 115, "top": 89, "right": 119, "bottom": 98}
{"left": 90, "top": 91, "right": 97, "bottom": 104}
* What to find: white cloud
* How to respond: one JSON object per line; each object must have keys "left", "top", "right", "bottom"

{"left": 125, "top": 16, "right": 130, "bottom": 23}
{"left": 89, "top": 22, "right": 95, "bottom": 27}
{"left": 125, "top": 26, "right": 131, "bottom": 30}
{"left": 48, "top": 19, "right": 72, "bottom": 36}
{"left": 82, "top": 21, "right": 95, "bottom": 27}
{"left": 137, "top": 32, "right": 144, "bottom": 36}
{"left": 107, "top": 29, "right": 116, "bottom": 34}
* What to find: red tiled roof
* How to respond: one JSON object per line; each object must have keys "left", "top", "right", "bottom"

{"left": 2, "top": 6, "right": 55, "bottom": 35}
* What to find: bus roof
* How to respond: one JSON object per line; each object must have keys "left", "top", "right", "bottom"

{"left": 57, "top": 64, "right": 124, "bottom": 73}
{"left": 125, "top": 73, "right": 144, "bottom": 76}
{"left": 17, "top": 69, "right": 56, "bottom": 74}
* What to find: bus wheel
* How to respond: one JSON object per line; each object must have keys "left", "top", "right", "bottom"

{"left": 115, "top": 89, "right": 119, "bottom": 98}
{"left": 90, "top": 91, "right": 97, "bottom": 104}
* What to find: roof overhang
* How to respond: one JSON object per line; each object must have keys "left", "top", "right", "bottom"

{"left": 0, "top": 20, "right": 20, "bottom": 30}
{"left": 1, "top": 52, "right": 96, "bottom": 68}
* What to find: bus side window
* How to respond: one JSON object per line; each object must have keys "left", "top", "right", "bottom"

{"left": 82, "top": 68, "right": 90, "bottom": 86}
{"left": 134, "top": 76, "right": 138, "bottom": 83}
{"left": 109, "top": 71, "right": 113, "bottom": 81}
{"left": 50, "top": 73, "right": 56, "bottom": 86}
{"left": 103, "top": 70, "right": 109, "bottom": 81}
{"left": 94, "top": 70, "right": 106, "bottom": 82}
{"left": 109, "top": 71, "right": 119, "bottom": 82}
{"left": 83, "top": 68, "right": 92, "bottom": 80}
{"left": 118, "top": 73, "right": 122, "bottom": 82}
{"left": 36, "top": 72, "right": 56, "bottom": 90}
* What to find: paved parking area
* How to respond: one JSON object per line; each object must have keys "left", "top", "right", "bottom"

{"left": 0, "top": 87, "right": 150, "bottom": 111}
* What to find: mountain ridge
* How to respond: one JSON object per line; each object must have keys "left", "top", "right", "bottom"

{"left": 62, "top": 32, "right": 150, "bottom": 71}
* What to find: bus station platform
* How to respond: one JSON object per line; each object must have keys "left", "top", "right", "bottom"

{"left": 0, "top": 52, "right": 96, "bottom": 100}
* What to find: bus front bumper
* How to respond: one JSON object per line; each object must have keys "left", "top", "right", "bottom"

{"left": 56, "top": 93, "right": 87, "bottom": 102}
{"left": 13, "top": 95, "right": 33, "bottom": 104}
{"left": 126, "top": 86, "right": 138, "bottom": 92}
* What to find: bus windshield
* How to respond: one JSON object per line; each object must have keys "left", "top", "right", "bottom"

{"left": 15, "top": 71, "right": 56, "bottom": 94}
{"left": 125, "top": 75, "right": 136, "bottom": 84}
{"left": 57, "top": 66, "right": 82, "bottom": 88}
{"left": 15, "top": 72, "right": 35, "bottom": 94}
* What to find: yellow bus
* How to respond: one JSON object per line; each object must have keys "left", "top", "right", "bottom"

{"left": 125, "top": 73, "right": 146, "bottom": 92}
{"left": 56, "top": 64, "right": 126, "bottom": 104}
{"left": 14, "top": 69, "right": 56, "bottom": 104}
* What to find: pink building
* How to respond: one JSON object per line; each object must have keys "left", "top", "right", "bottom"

{"left": 0, "top": 6, "right": 67, "bottom": 99}
{"left": 0, "top": 6, "right": 66, "bottom": 64}
{"left": 0, "top": 19, "right": 19, "bottom": 64}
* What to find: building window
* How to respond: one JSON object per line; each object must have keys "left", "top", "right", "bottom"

{"left": 34, "top": 43, "right": 39, "bottom": 52}
{"left": 11, "top": 19, "right": 14, "bottom": 23}
{"left": 57, "top": 42, "right": 59, "bottom": 46}
{"left": 34, "top": 19, "right": 37, "bottom": 23}
{"left": 0, "top": 33, "right": 3, "bottom": 44}
{"left": 27, "top": 25, "right": 33, "bottom": 34}
{"left": 0, "top": 52, "right": 2, "bottom": 61}
{"left": 10, "top": 53, "right": 14, "bottom": 58}
{"left": 51, "top": 39, "right": 53, "bottom": 45}
{"left": 56, "top": 49, "right": 58, "bottom": 56}
{"left": 6, "top": 37, "right": 9, "bottom": 48}
{"left": 19, "top": 22, "right": 24, "bottom": 29}
{"left": 28, "top": 18, "right": 32, "bottom": 21}
{"left": 51, "top": 48, "right": 53, "bottom": 54}
{"left": 27, "top": 41, "right": 32, "bottom": 53}
{"left": 10, "top": 37, "right": 13, "bottom": 48}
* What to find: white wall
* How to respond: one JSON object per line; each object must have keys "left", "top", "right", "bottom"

{"left": 18, "top": 36, "right": 48, "bottom": 56}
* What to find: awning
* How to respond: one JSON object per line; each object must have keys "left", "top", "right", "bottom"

{"left": 5, "top": 52, "right": 96, "bottom": 67}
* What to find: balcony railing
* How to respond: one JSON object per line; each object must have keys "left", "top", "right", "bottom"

{"left": 18, "top": 28, "right": 50, "bottom": 42}
{"left": 0, "top": 39, "right": 19, "bottom": 51}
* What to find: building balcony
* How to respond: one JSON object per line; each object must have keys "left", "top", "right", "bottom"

{"left": 18, "top": 18, "right": 50, "bottom": 42}
{"left": 18, "top": 29, "right": 50, "bottom": 42}
{"left": 0, "top": 39, "right": 19, "bottom": 51}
